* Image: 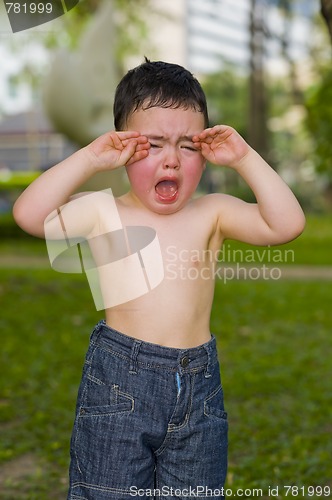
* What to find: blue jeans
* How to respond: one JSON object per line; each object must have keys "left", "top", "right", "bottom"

{"left": 68, "top": 321, "right": 228, "bottom": 499}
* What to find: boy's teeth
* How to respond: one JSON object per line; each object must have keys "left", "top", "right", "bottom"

{"left": 155, "top": 180, "right": 178, "bottom": 198}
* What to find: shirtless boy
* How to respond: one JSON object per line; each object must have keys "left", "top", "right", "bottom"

{"left": 13, "top": 59, "right": 305, "bottom": 500}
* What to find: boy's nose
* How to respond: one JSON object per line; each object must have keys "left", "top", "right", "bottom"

{"left": 163, "top": 149, "right": 180, "bottom": 170}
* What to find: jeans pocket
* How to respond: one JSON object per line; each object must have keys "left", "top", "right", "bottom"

{"left": 79, "top": 373, "right": 134, "bottom": 417}
{"left": 204, "top": 385, "right": 227, "bottom": 420}
{"left": 79, "top": 385, "right": 134, "bottom": 417}
{"left": 78, "top": 350, "right": 134, "bottom": 417}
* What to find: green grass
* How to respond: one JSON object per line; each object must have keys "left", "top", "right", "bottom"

{"left": 0, "top": 271, "right": 100, "bottom": 498}
{"left": 1, "top": 213, "right": 332, "bottom": 264}
{"left": 0, "top": 214, "right": 331, "bottom": 497}
{"left": 211, "top": 280, "right": 332, "bottom": 493}
{"left": 224, "top": 214, "right": 332, "bottom": 266}
{"left": 0, "top": 268, "right": 331, "bottom": 498}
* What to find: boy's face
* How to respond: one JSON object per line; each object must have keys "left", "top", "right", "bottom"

{"left": 125, "top": 106, "right": 206, "bottom": 215}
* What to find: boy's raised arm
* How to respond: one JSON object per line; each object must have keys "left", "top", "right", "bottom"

{"left": 13, "top": 131, "right": 150, "bottom": 238}
{"left": 193, "top": 125, "right": 306, "bottom": 246}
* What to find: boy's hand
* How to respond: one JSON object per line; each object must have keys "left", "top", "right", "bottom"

{"left": 86, "top": 131, "right": 150, "bottom": 171}
{"left": 192, "top": 125, "right": 250, "bottom": 168}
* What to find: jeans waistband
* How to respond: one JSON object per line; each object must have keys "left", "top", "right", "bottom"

{"left": 90, "top": 320, "right": 218, "bottom": 377}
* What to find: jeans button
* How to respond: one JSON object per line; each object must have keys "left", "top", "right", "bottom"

{"left": 180, "top": 355, "right": 189, "bottom": 368}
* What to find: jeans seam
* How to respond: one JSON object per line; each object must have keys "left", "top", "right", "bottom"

{"left": 97, "top": 343, "right": 212, "bottom": 374}
{"left": 155, "top": 374, "right": 196, "bottom": 458}
{"left": 73, "top": 339, "right": 101, "bottom": 475}
{"left": 72, "top": 481, "right": 135, "bottom": 494}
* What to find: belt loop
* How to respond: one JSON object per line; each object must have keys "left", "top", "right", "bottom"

{"left": 203, "top": 344, "right": 212, "bottom": 378}
{"left": 129, "top": 340, "right": 142, "bottom": 374}
{"left": 90, "top": 320, "right": 104, "bottom": 342}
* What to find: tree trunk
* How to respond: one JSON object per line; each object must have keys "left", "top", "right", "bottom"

{"left": 248, "top": 0, "right": 269, "bottom": 160}
{"left": 279, "top": 3, "right": 303, "bottom": 105}
{"left": 321, "top": 0, "right": 332, "bottom": 43}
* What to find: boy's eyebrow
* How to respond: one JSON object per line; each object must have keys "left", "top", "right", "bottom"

{"left": 146, "top": 134, "right": 195, "bottom": 142}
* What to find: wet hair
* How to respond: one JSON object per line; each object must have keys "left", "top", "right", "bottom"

{"left": 113, "top": 58, "right": 209, "bottom": 130}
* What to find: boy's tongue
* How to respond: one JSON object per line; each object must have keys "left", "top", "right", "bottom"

{"left": 155, "top": 180, "right": 178, "bottom": 200}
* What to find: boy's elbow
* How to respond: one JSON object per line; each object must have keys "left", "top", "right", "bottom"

{"left": 12, "top": 200, "right": 25, "bottom": 230}
{"left": 295, "top": 210, "right": 306, "bottom": 237}
{"left": 12, "top": 200, "right": 45, "bottom": 238}
{"left": 278, "top": 210, "right": 306, "bottom": 244}
{"left": 290, "top": 208, "right": 306, "bottom": 239}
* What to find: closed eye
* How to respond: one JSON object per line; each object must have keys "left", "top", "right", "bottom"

{"left": 150, "top": 143, "right": 162, "bottom": 148}
{"left": 182, "top": 145, "right": 199, "bottom": 152}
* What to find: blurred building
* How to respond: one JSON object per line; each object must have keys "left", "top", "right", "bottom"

{"left": 0, "top": 108, "right": 76, "bottom": 173}
{"left": 148, "top": 0, "right": 318, "bottom": 75}
{"left": 0, "top": 0, "right": 319, "bottom": 118}
{"left": 0, "top": 0, "right": 318, "bottom": 176}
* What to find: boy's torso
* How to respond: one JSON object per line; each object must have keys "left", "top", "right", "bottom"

{"left": 94, "top": 193, "right": 224, "bottom": 349}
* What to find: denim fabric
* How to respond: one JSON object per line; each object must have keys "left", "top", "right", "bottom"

{"left": 68, "top": 321, "right": 228, "bottom": 499}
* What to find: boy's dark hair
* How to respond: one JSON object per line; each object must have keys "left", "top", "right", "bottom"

{"left": 113, "top": 58, "right": 209, "bottom": 130}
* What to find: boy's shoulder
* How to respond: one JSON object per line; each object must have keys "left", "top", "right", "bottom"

{"left": 190, "top": 192, "right": 245, "bottom": 235}
{"left": 192, "top": 192, "right": 236, "bottom": 213}
{"left": 71, "top": 188, "right": 114, "bottom": 202}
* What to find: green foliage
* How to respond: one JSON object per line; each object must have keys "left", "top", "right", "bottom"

{"left": 46, "top": 0, "right": 152, "bottom": 63}
{"left": 200, "top": 68, "right": 250, "bottom": 193}
{"left": 0, "top": 172, "right": 40, "bottom": 190}
{"left": 4, "top": 0, "right": 153, "bottom": 101}
{"left": 112, "top": 0, "right": 152, "bottom": 64}
{"left": 305, "top": 67, "right": 332, "bottom": 182}
{"left": 202, "top": 67, "right": 249, "bottom": 139}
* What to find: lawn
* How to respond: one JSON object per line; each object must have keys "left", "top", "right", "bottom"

{"left": 1, "top": 213, "right": 332, "bottom": 265}
{"left": 0, "top": 270, "right": 331, "bottom": 498}
{"left": 221, "top": 214, "right": 332, "bottom": 266}
{"left": 211, "top": 280, "right": 332, "bottom": 494}
{"left": 0, "top": 270, "right": 100, "bottom": 498}
{"left": 0, "top": 214, "right": 331, "bottom": 498}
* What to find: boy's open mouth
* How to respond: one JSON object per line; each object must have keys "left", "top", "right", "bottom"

{"left": 155, "top": 179, "right": 178, "bottom": 202}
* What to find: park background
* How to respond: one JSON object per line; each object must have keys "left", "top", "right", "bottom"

{"left": 0, "top": 0, "right": 331, "bottom": 498}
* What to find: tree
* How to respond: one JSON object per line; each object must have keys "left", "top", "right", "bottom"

{"left": 275, "top": 0, "right": 303, "bottom": 105}
{"left": 320, "top": 0, "right": 332, "bottom": 43}
{"left": 43, "top": 0, "right": 152, "bottom": 147}
{"left": 248, "top": 0, "right": 269, "bottom": 159}
{"left": 201, "top": 67, "right": 250, "bottom": 195}
{"left": 41, "top": 0, "right": 153, "bottom": 193}
{"left": 202, "top": 67, "right": 248, "bottom": 137}
{"left": 303, "top": 0, "right": 332, "bottom": 203}
{"left": 305, "top": 66, "right": 332, "bottom": 210}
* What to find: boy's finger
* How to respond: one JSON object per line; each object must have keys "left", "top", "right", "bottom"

{"left": 194, "top": 125, "right": 229, "bottom": 141}
{"left": 109, "top": 132, "right": 124, "bottom": 150}
{"left": 122, "top": 136, "right": 150, "bottom": 148}
{"left": 114, "top": 131, "right": 140, "bottom": 140}
{"left": 193, "top": 128, "right": 213, "bottom": 141}
{"left": 136, "top": 135, "right": 149, "bottom": 144}
{"left": 135, "top": 142, "right": 151, "bottom": 151}
{"left": 126, "top": 149, "right": 149, "bottom": 166}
